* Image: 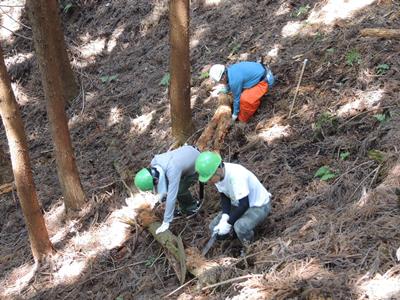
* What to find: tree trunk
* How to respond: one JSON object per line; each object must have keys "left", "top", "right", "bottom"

{"left": 27, "top": 0, "right": 86, "bottom": 213}
{"left": 169, "top": 0, "right": 193, "bottom": 144}
{"left": 0, "top": 46, "right": 53, "bottom": 262}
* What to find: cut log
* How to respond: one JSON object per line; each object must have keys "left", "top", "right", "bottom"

{"left": 135, "top": 203, "right": 239, "bottom": 286}
{"left": 360, "top": 28, "right": 400, "bottom": 39}
{"left": 196, "top": 93, "right": 232, "bottom": 151}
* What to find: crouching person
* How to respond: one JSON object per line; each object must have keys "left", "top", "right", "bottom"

{"left": 134, "top": 145, "right": 200, "bottom": 234}
{"left": 195, "top": 151, "right": 272, "bottom": 248}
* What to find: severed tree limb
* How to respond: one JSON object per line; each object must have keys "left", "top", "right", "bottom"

{"left": 196, "top": 93, "right": 232, "bottom": 151}
{"left": 135, "top": 203, "right": 239, "bottom": 286}
{"left": 360, "top": 28, "right": 400, "bottom": 39}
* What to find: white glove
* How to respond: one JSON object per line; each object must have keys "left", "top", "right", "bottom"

{"left": 155, "top": 193, "right": 166, "bottom": 203}
{"left": 210, "top": 84, "right": 228, "bottom": 97}
{"left": 213, "top": 213, "right": 232, "bottom": 235}
{"left": 231, "top": 114, "right": 238, "bottom": 122}
{"left": 155, "top": 221, "right": 170, "bottom": 234}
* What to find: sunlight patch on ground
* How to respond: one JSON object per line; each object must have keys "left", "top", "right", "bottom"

{"left": 140, "top": 1, "right": 168, "bottom": 36}
{"left": 308, "top": 0, "right": 376, "bottom": 25}
{"left": 282, "top": 0, "right": 376, "bottom": 37}
{"left": 80, "top": 37, "right": 106, "bottom": 59}
{"left": 202, "top": 0, "right": 223, "bottom": 7}
{"left": 360, "top": 272, "right": 400, "bottom": 300}
{"left": 0, "top": 262, "right": 36, "bottom": 297}
{"left": 10, "top": 81, "right": 32, "bottom": 105}
{"left": 256, "top": 116, "right": 292, "bottom": 145}
{"left": 130, "top": 110, "right": 155, "bottom": 134}
{"left": 108, "top": 106, "right": 124, "bottom": 126}
{"left": 107, "top": 26, "right": 124, "bottom": 53}
{"left": 266, "top": 44, "right": 281, "bottom": 59}
{"left": 275, "top": 2, "right": 291, "bottom": 16}
{"left": 190, "top": 27, "right": 207, "bottom": 48}
{"left": 56, "top": 259, "right": 86, "bottom": 283}
{"left": 336, "top": 89, "right": 383, "bottom": 118}
{"left": 0, "top": 1, "right": 24, "bottom": 41}
{"left": 281, "top": 21, "right": 304, "bottom": 38}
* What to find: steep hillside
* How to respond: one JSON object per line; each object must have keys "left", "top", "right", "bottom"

{"left": 0, "top": 0, "right": 399, "bottom": 299}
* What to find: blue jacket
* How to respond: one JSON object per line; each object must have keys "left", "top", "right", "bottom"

{"left": 227, "top": 62, "right": 266, "bottom": 116}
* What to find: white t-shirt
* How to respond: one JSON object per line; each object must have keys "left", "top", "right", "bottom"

{"left": 215, "top": 163, "right": 271, "bottom": 207}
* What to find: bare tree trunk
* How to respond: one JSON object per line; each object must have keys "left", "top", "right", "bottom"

{"left": 169, "top": 0, "right": 193, "bottom": 144}
{"left": 27, "top": 0, "right": 86, "bottom": 213}
{"left": 0, "top": 46, "right": 53, "bottom": 262}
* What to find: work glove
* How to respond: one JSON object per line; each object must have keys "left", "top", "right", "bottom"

{"left": 231, "top": 114, "right": 238, "bottom": 123}
{"left": 155, "top": 193, "right": 166, "bottom": 203}
{"left": 210, "top": 84, "right": 228, "bottom": 97}
{"left": 155, "top": 221, "right": 170, "bottom": 234}
{"left": 213, "top": 213, "right": 232, "bottom": 236}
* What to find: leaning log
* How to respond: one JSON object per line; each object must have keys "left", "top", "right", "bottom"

{"left": 196, "top": 93, "right": 232, "bottom": 151}
{"left": 360, "top": 28, "right": 400, "bottom": 39}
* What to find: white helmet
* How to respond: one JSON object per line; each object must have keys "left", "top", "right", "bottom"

{"left": 209, "top": 64, "right": 225, "bottom": 82}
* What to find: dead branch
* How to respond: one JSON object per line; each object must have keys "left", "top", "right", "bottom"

{"left": 360, "top": 28, "right": 400, "bottom": 39}
{"left": 196, "top": 93, "right": 232, "bottom": 151}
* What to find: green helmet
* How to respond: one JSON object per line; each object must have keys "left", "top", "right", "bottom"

{"left": 134, "top": 168, "right": 154, "bottom": 191}
{"left": 195, "top": 151, "right": 222, "bottom": 183}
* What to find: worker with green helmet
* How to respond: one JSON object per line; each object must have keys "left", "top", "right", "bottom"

{"left": 134, "top": 145, "right": 201, "bottom": 234}
{"left": 195, "top": 151, "right": 271, "bottom": 246}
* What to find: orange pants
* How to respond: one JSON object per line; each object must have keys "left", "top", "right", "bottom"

{"left": 238, "top": 81, "right": 269, "bottom": 122}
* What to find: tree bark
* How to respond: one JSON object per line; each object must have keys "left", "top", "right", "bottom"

{"left": 0, "top": 46, "right": 53, "bottom": 262}
{"left": 196, "top": 94, "right": 232, "bottom": 151}
{"left": 360, "top": 28, "right": 400, "bottom": 39}
{"left": 135, "top": 204, "right": 238, "bottom": 286}
{"left": 27, "top": 0, "right": 86, "bottom": 213}
{"left": 169, "top": 0, "right": 193, "bottom": 145}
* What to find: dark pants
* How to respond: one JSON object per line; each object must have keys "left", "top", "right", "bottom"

{"left": 177, "top": 174, "right": 198, "bottom": 213}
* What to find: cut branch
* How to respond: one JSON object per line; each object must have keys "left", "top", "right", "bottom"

{"left": 360, "top": 28, "right": 400, "bottom": 39}
{"left": 196, "top": 93, "right": 232, "bottom": 151}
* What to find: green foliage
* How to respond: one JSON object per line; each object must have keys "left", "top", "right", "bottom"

{"left": 340, "top": 151, "right": 350, "bottom": 161}
{"left": 326, "top": 48, "right": 335, "bottom": 54}
{"left": 346, "top": 49, "right": 361, "bottom": 66}
{"left": 115, "top": 297, "right": 123, "bottom": 300}
{"left": 374, "top": 114, "right": 387, "bottom": 123}
{"left": 100, "top": 74, "right": 118, "bottom": 83}
{"left": 368, "top": 149, "right": 385, "bottom": 164}
{"left": 315, "top": 112, "right": 336, "bottom": 129}
{"left": 63, "top": 3, "right": 73, "bottom": 14}
{"left": 292, "top": 4, "right": 310, "bottom": 17}
{"left": 145, "top": 256, "right": 157, "bottom": 267}
{"left": 314, "top": 166, "right": 336, "bottom": 181}
{"left": 228, "top": 42, "right": 241, "bottom": 55}
{"left": 314, "top": 31, "right": 324, "bottom": 42}
{"left": 199, "top": 71, "right": 209, "bottom": 79}
{"left": 159, "top": 73, "right": 170, "bottom": 86}
{"left": 376, "top": 63, "right": 390, "bottom": 75}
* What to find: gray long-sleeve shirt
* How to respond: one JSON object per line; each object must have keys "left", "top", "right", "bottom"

{"left": 151, "top": 145, "right": 200, "bottom": 223}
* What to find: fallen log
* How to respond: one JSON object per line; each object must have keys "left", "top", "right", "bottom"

{"left": 360, "top": 28, "right": 400, "bottom": 39}
{"left": 196, "top": 93, "right": 232, "bottom": 151}
{"left": 135, "top": 203, "right": 239, "bottom": 286}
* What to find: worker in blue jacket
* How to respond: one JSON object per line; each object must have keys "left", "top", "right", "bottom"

{"left": 209, "top": 62, "right": 275, "bottom": 123}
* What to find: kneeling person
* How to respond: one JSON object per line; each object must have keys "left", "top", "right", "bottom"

{"left": 195, "top": 151, "right": 271, "bottom": 245}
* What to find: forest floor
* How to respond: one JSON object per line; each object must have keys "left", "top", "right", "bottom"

{"left": 1, "top": 0, "right": 400, "bottom": 299}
